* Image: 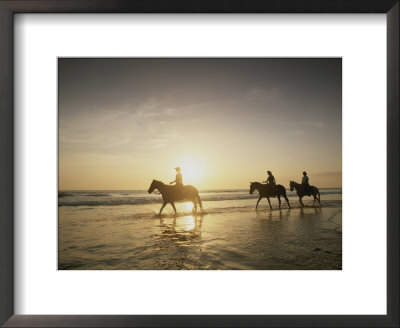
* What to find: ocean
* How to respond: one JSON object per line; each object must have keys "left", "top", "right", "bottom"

{"left": 58, "top": 188, "right": 342, "bottom": 270}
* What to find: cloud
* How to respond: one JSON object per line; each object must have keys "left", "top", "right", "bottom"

{"left": 59, "top": 94, "right": 204, "bottom": 157}
{"left": 297, "top": 121, "right": 325, "bottom": 129}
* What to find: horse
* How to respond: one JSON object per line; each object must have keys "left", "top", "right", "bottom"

{"left": 148, "top": 180, "right": 203, "bottom": 215}
{"left": 289, "top": 181, "right": 321, "bottom": 206}
{"left": 249, "top": 182, "right": 291, "bottom": 210}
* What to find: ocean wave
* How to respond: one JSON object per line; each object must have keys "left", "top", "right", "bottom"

{"left": 58, "top": 194, "right": 258, "bottom": 206}
{"left": 318, "top": 191, "right": 342, "bottom": 195}
{"left": 59, "top": 197, "right": 156, "bottom": 206}
{"left": 59, "top": 191, "right": 111, "bottom": 198}
{"left": 58, "top": 192, "right": 74, "bottom": 198}
{"left": 58, "top": 189, "right": 342, "bottom": 207}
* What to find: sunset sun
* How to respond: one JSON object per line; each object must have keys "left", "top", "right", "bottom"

{"left": 178, "top": 157, "right": 205, "bottom": 185}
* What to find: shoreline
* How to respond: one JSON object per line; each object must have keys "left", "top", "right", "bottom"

{"left": 58, "top": 200, "right": 342, "bottom": 270}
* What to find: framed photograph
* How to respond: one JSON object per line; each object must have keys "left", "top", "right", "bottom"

{"left": 0, "top": 1, "right": 398, "bottom": 327}
{"left": 57, "top": 57, "right": 342, "bottom": 271}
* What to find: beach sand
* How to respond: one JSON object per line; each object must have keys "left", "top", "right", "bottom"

{"left": 58, "top": 194, "right": 342, "bottom": 270}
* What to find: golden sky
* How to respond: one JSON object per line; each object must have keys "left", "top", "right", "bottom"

{"left": 59, "top": 58, "right": 342, "bottom": 190}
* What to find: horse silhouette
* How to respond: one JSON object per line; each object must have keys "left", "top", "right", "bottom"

{"left": 289, "top": 180, "right": 320, "bottom": 206}
{"left": 249, "top": 182, "right": 291, "bottom": 210}
{"left": 148, "top": 179, "right": 203, "bottom": 215}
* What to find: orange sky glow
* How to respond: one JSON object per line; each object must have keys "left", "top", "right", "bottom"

{"left": 59, "top": 58, "right": 342, "bottom": 190}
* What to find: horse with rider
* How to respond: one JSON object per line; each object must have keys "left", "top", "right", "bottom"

{"left": 148, "top": 166, "right": 321, "bottom": 214}
{"left": 250, "top": 170, "right": 320, "bottom": 209}
{"left": 148, "top": 167, "right": 203, "bottom": 215}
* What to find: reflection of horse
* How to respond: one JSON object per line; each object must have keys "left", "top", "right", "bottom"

{"left": 289, "top": 181, "right": 320, "bottom": 206}
{"left": 300, "top": 206, "right": 321, "bottom": 216}
{"left": 249, "top": 182, "right": 291, "bottom": 209}
{"left": 148, "top": 180, "right": 203, "bottom": 215}
{"left": 157, "top": 215, "right": 204, "bottom": 269}
{"left": 159, "top": 214, "right": 204, "bottom": 242}
{"left": 256, "top": 208, "right": 291, "bottom": 220}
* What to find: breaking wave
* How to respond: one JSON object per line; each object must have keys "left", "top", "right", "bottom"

{"left": 58, "top": 189, "right": 341, "bottom": 207}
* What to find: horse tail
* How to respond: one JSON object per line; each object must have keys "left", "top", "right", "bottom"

{"left": 196, "top": 193, "right": 203, "bottom": 210}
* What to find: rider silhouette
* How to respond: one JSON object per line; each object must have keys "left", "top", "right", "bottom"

{"left": 170, "top": 167, "right": 184, "bottom": 197}
{"left": 263, "top": 170, "right": 277, "bottom": 194}
{"left": 170, "top": 167, "right": 183, "bottom": 187}
{"left": 302, "top": 171, "right": 311, "bottom": 196}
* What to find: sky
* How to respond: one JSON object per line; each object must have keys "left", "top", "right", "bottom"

{"left": 58, "top": 58, "right": 342, "bottom": 190}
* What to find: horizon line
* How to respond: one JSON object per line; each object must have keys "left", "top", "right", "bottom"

{"left": 59, "top": 187, "right": 342, "bottom": 192}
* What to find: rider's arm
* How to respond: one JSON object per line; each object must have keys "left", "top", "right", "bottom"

{"left": 170, "top": 179, "right": 176, "bottom": 184}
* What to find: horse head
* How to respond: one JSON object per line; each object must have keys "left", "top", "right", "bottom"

{"left": 249, "top": 181, "right": 257, "bottom": 194}
{"left": 148, "top": 179, "right": 162, "bottom": 194}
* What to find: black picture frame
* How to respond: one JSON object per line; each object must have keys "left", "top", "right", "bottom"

{"left": 0, "top": 1, "right": 398, "bottom": 327}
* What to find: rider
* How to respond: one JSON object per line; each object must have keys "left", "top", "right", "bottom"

{"left": 302, "top": 171, "right": 311, "bottom": 195}
{"left": 170, "top": 167, "right": 183, "bottom": 196}
{"left": 170, "top": 167, "right": 183, "bottom": 187}
{"left": 263, "top": 170, "right": 277, "bottom": 193}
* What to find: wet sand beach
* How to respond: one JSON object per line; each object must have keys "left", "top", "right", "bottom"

{"left": 58, "top": 190, "right": 342, "bottom": 270}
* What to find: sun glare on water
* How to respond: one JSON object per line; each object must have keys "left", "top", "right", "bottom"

{"left": 184, "top": 202, "right": 195, "bottom": 212}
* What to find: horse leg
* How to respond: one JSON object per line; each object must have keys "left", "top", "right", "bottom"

{"left": 277, "top": 195, "right": 282, "bottom": 208}
{"left": 170, "top": 202, "right": 177, "bottom": 215}
{"left": 285, "top": 196, "right": 291, "bottom": 208}
{"left": 282, "top": 189, "right": 291, "bottom": 208}
{"left": 256, "top": 197, "right": 261, "bottom": 210}
{"left": 267, "top": 197, "right": 272, "bottom": 210}
{"left": 192, "top": 201, "right": 197, "bottom": 213}
{"left": 196, "top": 194, "right": 204, "bottom": 212}
{"left": 313, "top": 195, "right": 316, "bottom": 206}
{"left": 299, "top": 197, "right": 304, "bottom": 207}
{"left": 159, "top": 201, "right": 167, "bottom": 215}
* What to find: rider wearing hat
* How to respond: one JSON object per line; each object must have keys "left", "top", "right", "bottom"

{"left": 302, "top": 171, "right": 311, "bottom": 195}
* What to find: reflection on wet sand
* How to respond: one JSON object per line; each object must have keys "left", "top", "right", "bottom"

{"left": 300, "top": 206, "right": 322, "bottom": 216}
{"left": 256, "top": 208, "right": 291, "bottom": 221}
{"left": 159, "top": 214, "right": 204, "bottom": 242}
{"left": 58, "top": 195, "right": 341, "bottom": 269}
{"left": 153, "top": 214, "right": 204, "bottom": 269}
